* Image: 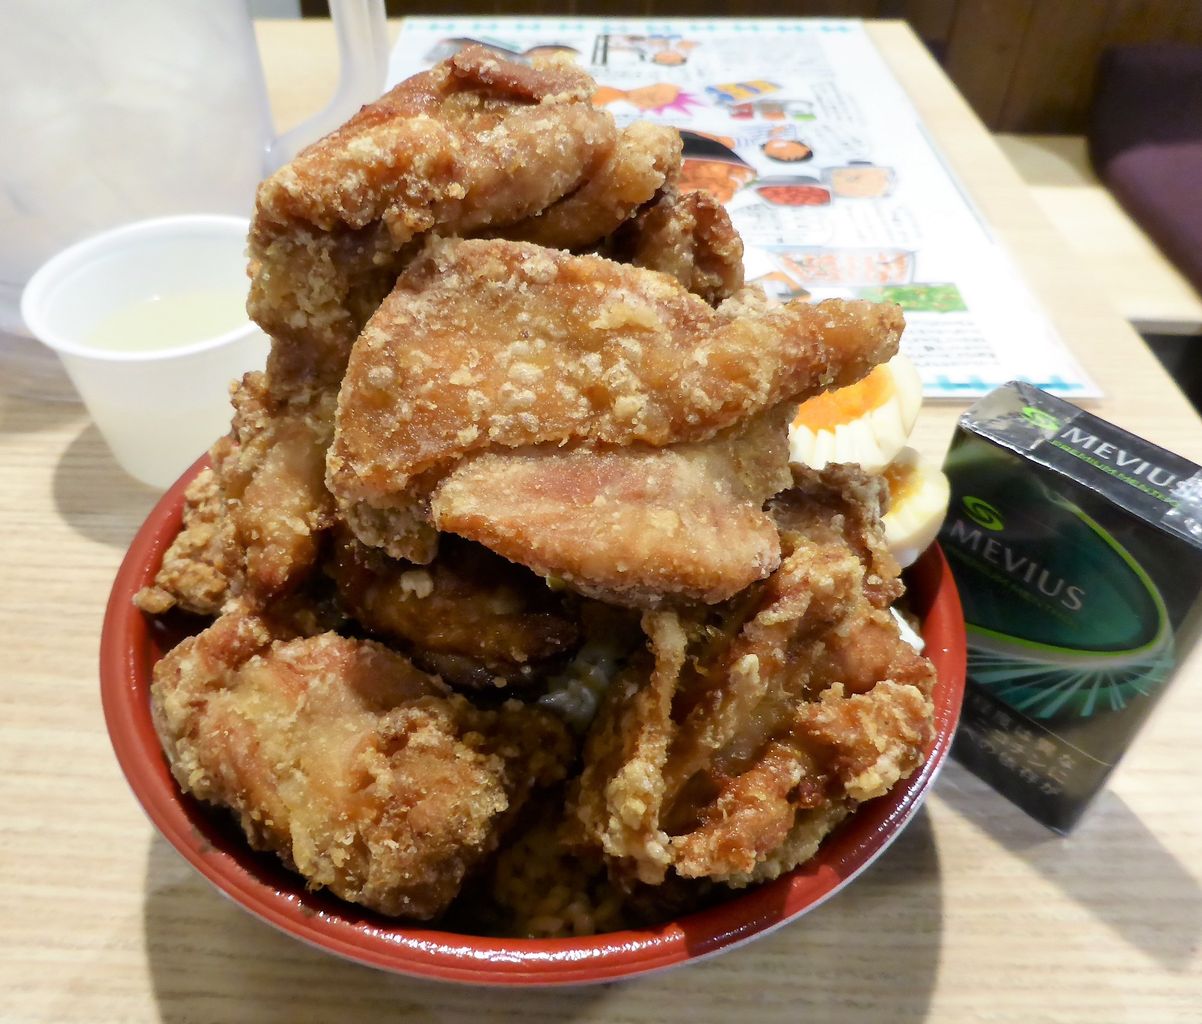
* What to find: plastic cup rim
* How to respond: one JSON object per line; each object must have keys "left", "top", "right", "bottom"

{"left": 20, "top": 213, "right": 256, "bottom": 364}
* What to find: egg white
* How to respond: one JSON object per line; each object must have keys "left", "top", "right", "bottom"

{"left": 883, "top": 446, "right": 950, "bottom": 568}
{"left": 789, "top": 352, "right": 922, "bottom": 474}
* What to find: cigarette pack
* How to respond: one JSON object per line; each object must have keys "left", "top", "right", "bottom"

{"left": 939, "top": 382, "right": 1202, "bottom": 831}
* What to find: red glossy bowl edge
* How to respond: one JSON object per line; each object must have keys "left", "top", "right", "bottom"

{"left": 101, "top": 455, "right": 966, "bottom": 987}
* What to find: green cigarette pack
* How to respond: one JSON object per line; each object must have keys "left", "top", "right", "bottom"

{"left": 939, "top": 382, "right": 1202, "bottom": 832}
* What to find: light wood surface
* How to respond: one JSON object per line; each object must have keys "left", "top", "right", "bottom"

{"left": 3, "top": 19, "right": 1201, "bottom": 1024}
{"left": 996, "top": 134, "right": 1202, "bottom": 336}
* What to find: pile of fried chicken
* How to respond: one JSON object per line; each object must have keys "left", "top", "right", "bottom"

{"left": 137, "top": 48, "right": 936, "bottom": 932}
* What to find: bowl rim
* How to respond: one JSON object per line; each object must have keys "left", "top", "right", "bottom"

{"left": 101, "top": 455, "right": 966, "bottom": 987}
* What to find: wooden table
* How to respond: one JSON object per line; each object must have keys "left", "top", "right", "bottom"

{"left": 996, "top": 134, "right": 1202, "bottom": 337}
{"left": 4, "top": 18, "right": 1201, "bottom": 1024}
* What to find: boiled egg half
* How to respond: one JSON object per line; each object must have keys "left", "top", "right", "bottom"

{"left": 789, "top": 352, "right": 922, "bottom": 474}
{"left": 882, "top": 447, "right": 950, "bottom": 568}
{"left": 789, "top": 352, "right": 948, "bottom": 567}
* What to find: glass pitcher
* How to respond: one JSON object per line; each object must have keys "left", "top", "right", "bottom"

{"left": 0, "top": 0, "right": 387, "bottom": 399}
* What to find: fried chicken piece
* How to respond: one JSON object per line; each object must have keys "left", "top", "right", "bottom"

{"left": 567, "top": 465, "right": 935, "bottom": 886}
{"left": 715, "top": 283, "right": 779, "bottom": 319}
{"left": 498, "top": 122, "right": 682, "bottom": 251}
{"left": 329, "top": 237, "right": 903, "bottom": 564}
{"left": 476, "top": 794, "right": 629, "bottom": 938}
{"left": 248, "top": 47, "right": 617, "bottom": 398}
{"left": 568, "top": 610, "right": 687, "bottom": 883}
{"left": 605, "top": 188, "right": 744, "bottom": 305}
{"left": 474, "top": 785, "right": 715, "bottom": 938}
{"left": 134, "top": 466, "right": 241, "bottom": 616}
{"left": 661, "top": 467, "right": 905, "bottom": 802}
{"left": 665, "top": 471, "right": 931, "bottom": 883}
{"left": 215, "top": 372, "right": 337, "bottom": 602}
{"left": 137, "top": 370, "right": 343, "bottom": 616}
{"left": 250, "top": 226, "right": 403, "bottom": 401}
{"left": 325, "top": 528, "right": 581, "bottom": 689}
{"left": 151, "top": 611, "right": 573, "bottom": 919}
{"left": 716, "top": 801, "right": 852, "bottom": 889}
{"left": 431, "top": 404, "right": 793, "bottom": 607}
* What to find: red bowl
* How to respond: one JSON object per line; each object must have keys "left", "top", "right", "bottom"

{"left": 101, "top": 455, "right": 966, "bottom": 986}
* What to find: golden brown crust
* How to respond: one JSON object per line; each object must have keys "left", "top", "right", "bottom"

{"left": 247, "top": 47, "right": 617, "bottom": 399}
{"left": 777, "top": 462, "right": 904, "bottom": 609}
{"left": 431, "top": 405, "right": 794, "bottom": 607}
{"left": 325, "top": 528, "right": 580, "bottom": 689}
{"left": 486, "top": 808, "right": 629, "bottom": 938}
{"left": 566, "top": 611, "right": 686, "bottom": 884}
{"left": 498, "top": 122, "right": 682, "bottom": 251}
{"left": 328, "top": 236, "right": 903, "bottom": 574}
{"left": 215, "top": 373, "right": 337, "bottom": 603}
{"left": 447, "top": 47, "right": 597, "bottom": 103}
{"left": 134, "top": 467, "right": 241, "bottom": 616}
{"left": 253, "top": 48, "right": 607, "bottom": 241}
{"left": 568, "top": 465, "right": 936, "bottom": 886}
{"left": 150, "top": 611, "right": 573, "bottom": 919}
{"left": 605, "top": 188, "right": 745, "bottom": 305}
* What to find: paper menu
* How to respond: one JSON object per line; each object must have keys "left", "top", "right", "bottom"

{"left": 388, "top": 17, "right": 1099, "bottom": 400}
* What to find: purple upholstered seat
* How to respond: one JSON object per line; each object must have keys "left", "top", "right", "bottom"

{"left": 1089, "top": 44, "right": 1202, "bottom": 295}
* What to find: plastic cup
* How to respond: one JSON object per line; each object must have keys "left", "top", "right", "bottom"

{"left": 21, "top": 215, "right": 268, "bottom": 489}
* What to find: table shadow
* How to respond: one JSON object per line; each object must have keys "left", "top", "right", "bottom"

{"left": 142, "top": 835, "right": 615, "bottom": 1024}
{"left": 936, "top": 759, "right": 1200, "bottom": 970}
{"left": 0, "top": 389, "right": 82, "bottom": 435}
{"left": 657, "top": 807, "right": 941, "bottom": 1024}
{"left": 143, "top": 809, "right": 941, "bottom": 1024}
{"left": 53, "top": 422, "right": 158, "bottom": 548}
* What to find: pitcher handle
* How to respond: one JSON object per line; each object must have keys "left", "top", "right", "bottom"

{"left": 267, "top": 0, "right": 388, "bottom": 170}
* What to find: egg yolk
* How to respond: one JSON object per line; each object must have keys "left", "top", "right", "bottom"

{"left": 793, "top": 364, "right": 892, "bottom": 431}
{"left": 883, "top": 457, "right": 921, "bottom": 504}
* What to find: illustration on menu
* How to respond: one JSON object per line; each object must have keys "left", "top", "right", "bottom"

{"left": 390, "top": 18, "right": 1098, "bottom": 399}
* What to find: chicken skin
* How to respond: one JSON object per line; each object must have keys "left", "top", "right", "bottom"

{"left": 431, "top": 404, "right": 794, "bottom": 607}
{"left": 328, "top": 237, "right": 904, "bottom": 580}
{"left": 567, "top": 465, "right": 935, "bottom": 886}
{"left": 248, "top": 46, "right": 617, "bottom": 399}
{"left": 604, "top": 188, "right": 744, "bottom": 305}
{"left": 134, "top": 466, "right": 241, "bottom": 616}
{"left": 325, "top": 528, "right": 581, "bottom": 689}
{"left": 151, "top": 611, "right": 573, "bottom": 919}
